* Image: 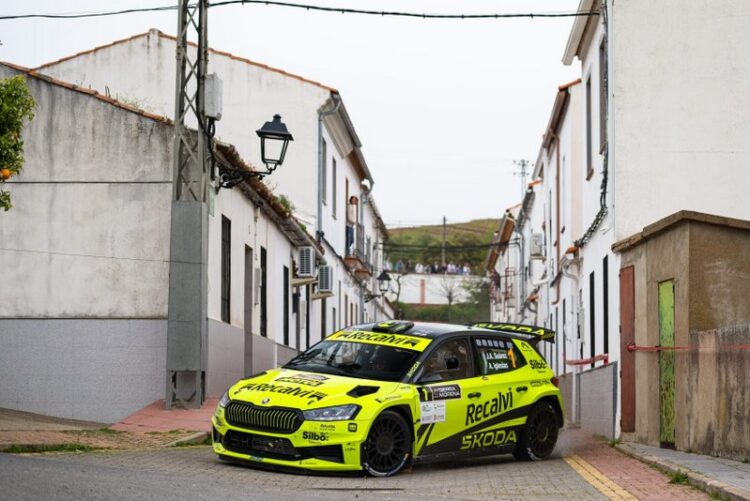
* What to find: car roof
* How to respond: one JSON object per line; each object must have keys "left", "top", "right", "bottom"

{"left": 351, "top": 320, "right": 534, "bottom": 342}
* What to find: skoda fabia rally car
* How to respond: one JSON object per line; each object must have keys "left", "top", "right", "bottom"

{"left": 212, "top": 321, "right": 563, "bottom": 476}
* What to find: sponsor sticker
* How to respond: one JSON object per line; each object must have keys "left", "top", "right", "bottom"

{"left": 423, "top": 384, "right": 462, "bottom": 401}
{"left": 420, "top": 400, "right": 447, "bottom": 424}
{"left": 348, "top": 423, "right": 358, "bottom": 432}
{"left": 275, "top": 374, "right": 328, "bottom": 387}
{"left": 461, "top": 428, "right": 517, "bottom": 450}
{"left": 239, "top": 382, "right": 327, "bottom": 402}
{"left": 465, "top": 389, "right": 513, "bottom": 425}
{"left": 328, "top": 330, "right": 431, "bottom": 352}
{"left": 302, "top": 431, "right": 329, "bottom": 442}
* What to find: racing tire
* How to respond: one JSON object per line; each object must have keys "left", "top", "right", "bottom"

{"left": 513, "top": 401, "right": 559, "bottom": 461}
{"left": 361, "top": 410, "right": 411, "bottom": 477}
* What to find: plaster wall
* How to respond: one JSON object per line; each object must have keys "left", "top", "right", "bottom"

{"left": 40, "top": 30, "right": 331, "bottom": 227}
{"left": 396, "top": 273, "right": 475, "bottom": 306}
{"left": 0, "top": 319, "right": 166, "bottom": 423}
{"left": 0, "top": 66, "right": 172, "bottom": 318}
{"left": 611, "top": 1, "right": 750, "bottom": 241}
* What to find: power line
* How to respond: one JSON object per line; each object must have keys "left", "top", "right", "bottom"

{"left": 0, "top": 2, "right": 597, "bottom": 21}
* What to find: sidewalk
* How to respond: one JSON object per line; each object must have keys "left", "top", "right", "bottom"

{"left": 0, "top": 399, "right": 216, "bottom": 452}
{"left": 617, "top": 442, "right": 750, "bottom": 501}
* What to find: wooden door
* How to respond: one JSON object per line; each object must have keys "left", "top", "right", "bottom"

{"left": 619, "top": 266, "right": 635, "bottom": 432}
{"left": 658, "top": 280, "right": 675, "bottom": 448}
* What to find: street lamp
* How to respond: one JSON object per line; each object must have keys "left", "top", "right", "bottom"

{"left": 377, "top": 270, "right": 391, "bottom": 293}
{"left": 218, "top": 114, "right": 294, "bottom": 189}
{"left": 366, "top": 270, "right": 392, "bottom": 303}
{"left": 257, "top": 114, "right": 294, "bottom": 172}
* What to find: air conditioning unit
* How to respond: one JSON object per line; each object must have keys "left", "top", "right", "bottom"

{"left": 298, "top": 246, "right": 315, "bottom": 277}
{"left": 318, "top": 265, "right": 333, "bottom": 293}
{"left": 530, "top": 233, "right": 545, "bottom": 259}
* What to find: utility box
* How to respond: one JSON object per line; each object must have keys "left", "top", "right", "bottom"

{"left": 205, "top": 73, "right": 223, "bottom": 120}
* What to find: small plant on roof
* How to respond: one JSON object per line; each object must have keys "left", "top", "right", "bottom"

{"left": 0, "top": 75, "right": 36, "bottom": 211}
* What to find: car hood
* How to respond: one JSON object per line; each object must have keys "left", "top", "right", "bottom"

{"left": 227, "top": 368, "right": 401, "bottom": 410}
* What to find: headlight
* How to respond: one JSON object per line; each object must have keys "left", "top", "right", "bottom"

{"left": 218, "top": 391, "right": 231, "bottom": 408}
{"left": 303, "top": 404, "right": 360, "bottom": 421}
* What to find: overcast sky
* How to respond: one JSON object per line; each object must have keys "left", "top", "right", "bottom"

{"left": 0, "top": 0, "right": 580, "bottom": 227}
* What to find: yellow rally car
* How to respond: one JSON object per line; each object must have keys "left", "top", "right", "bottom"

{"left": 212, "top": 321, "right": 563, "bottom": 476}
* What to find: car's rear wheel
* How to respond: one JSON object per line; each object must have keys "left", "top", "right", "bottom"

{"left": 513, "top": 401, "right": 559, "bottom": 461}
{"left": 361, "top": 410, "right": 411, "bottom": 476}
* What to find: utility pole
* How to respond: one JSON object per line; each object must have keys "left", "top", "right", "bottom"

{"left": 441, "top": 216, "right": 447, "bottom": 269}
{"left": 166, "top": 0, "right": 211, "bottom": 409}
{"left": 513, "top": 159, "right": 530, "bottom": 200}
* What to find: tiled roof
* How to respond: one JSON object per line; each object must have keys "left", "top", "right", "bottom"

{"left": 35, "top": 29, "right": 338, "bottom": 93}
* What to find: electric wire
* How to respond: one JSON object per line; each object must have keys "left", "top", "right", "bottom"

{"left": 0, "top": 2, "right": 597, "bottom": 21}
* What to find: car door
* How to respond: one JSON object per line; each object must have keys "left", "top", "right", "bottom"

{"left": 457, "top": 336, "right": 536, "bottom": 453}
{"left": 412, "top": 336, "right": 488, "bottom": 458}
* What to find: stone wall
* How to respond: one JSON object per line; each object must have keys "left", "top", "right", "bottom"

{"left": 686, "top": 324, "right": 750, "bottom": 462}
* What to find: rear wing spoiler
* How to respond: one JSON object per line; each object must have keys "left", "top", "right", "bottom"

{"left": 470, "top": 322, "right": 555, "bottom": 345}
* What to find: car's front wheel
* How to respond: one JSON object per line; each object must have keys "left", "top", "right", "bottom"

{"left": 513, "top": 400, "right": 560, "bottom": 461}
{"left": 361, "top": 410, "right": 411, "bottom": 476}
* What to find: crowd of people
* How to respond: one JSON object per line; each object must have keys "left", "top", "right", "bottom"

{"left": 384, "top": 260, "right": 473, "bottom": 276}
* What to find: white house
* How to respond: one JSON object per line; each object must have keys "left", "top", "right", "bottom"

{"left": 0, "top": 62, "right": 325, "bottom": 422}
{"left": 37, "top": 29, "right": 392, "bottom": 344}
{"left": 491, "top": 0, "right": 750, "bottom": 440}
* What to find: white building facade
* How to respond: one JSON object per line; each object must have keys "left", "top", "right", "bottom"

{"left": 35, "top": 30, "right": 393, "bottom": 401}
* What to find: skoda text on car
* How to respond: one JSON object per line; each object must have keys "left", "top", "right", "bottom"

{"left": 211, "top": 320, "right": 564, "bottom": 476}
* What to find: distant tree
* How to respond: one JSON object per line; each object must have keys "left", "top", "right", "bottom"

{"left": 436, "top": 276, "right": 462, "bottom": 322}
{"left": 0, "top": 75, "right": 36, "bottom": 211}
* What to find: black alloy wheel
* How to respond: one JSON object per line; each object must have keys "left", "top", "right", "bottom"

{"left": 362, "top": 410, "right": 411, "bottom": 476}
{"left": 513, "top": 401, "right": 560, "bottom": 461}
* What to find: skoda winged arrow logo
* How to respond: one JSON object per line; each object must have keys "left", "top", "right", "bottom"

{"left": 261, "top": 398, "right": 270, "bottom": 404}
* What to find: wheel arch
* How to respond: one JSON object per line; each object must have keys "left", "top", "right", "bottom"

{"left": 382, "top": 404, "right": 415, "bottom": 442}
{"left": 537, "top": 395, "right": 564, "bottom": 428}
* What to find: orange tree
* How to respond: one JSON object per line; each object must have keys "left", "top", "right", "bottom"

{"left": 0, "top": 75, "right": 35, "bottom": 211}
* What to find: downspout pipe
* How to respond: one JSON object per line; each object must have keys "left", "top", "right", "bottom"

{"left": 317, "top": 94, "right": 342, "bottom": 241}
{"left": 560, "top": 254, "right": 581, "bottom": 424}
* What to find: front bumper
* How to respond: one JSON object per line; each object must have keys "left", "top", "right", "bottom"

{"left": 212, "top": 407, "right": 367, "bottom": 472}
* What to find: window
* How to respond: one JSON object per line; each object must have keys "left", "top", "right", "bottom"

{"left": 283, "top": 265, "right": 290, "bottom": 345}
{"left": 474, "top": 338, "right": 526, "bottom": 375}
{"left": 260, "top": 247, "right": 267, "bottom": 337}
{"left": 589, "top": 271, "right": 596, "bottom": 368}
{"left": 221, "top": 216, "right": 231, "bottom": 323}
{"left": 320, "top": 298, "right": 327, "bottom": 337}
{"left": 332, "top": 158, "right": 337, "bottom": 218}
{"left": 586, "top": 75, "right": 593, "bottom": 179}
{"left": 321, "top": 139, "right": 327, "bottom": 205}
{"left": 420, "top": 338, "right": 473, "bottom": 382}
{"left": 599, "top": 39, "right": 607, "bottom": 152}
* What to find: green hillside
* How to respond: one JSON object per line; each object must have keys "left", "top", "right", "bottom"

{"left": 384, "top": 218, "right": 499, "bottom": 273}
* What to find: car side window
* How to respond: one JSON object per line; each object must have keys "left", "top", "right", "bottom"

{"left": 474, "top": 337, "right": 527, "bottom": 375}
{"left": 419, "top": 338, "right": 473, "bottom": 383}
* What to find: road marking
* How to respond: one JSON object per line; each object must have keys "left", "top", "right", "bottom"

{"left": 564, "top": 454, "right": 637, "bottom": 500}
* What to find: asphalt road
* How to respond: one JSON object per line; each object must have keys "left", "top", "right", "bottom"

{"left": 0, "top": 447, "right": 606, "bottom": 501}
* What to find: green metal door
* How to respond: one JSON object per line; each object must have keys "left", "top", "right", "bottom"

{"left": 658, "top": 280, "right": 675, "bottom": 447}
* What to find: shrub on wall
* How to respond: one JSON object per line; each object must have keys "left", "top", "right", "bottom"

{"left": 0, "top": 75, "right": 36, "bottom": 211}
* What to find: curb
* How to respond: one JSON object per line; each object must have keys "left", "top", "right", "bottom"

{"left": 164, "top": 431, "right": 210, "bottom": 448}
{"left": 615, "top": 443, "right": 750, "bottom": 501}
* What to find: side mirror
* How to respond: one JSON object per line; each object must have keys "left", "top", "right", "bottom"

{"left": 445, "top": 357, "right": 459, "bottom": 371}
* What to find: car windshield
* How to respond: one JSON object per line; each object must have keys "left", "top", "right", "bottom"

{"left": 283, "top": 340, "right": 421, "bottom": 382}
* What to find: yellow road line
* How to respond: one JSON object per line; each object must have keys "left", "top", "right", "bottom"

{"left": 564, "top": 454, "right": 637, "bottom": 500}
